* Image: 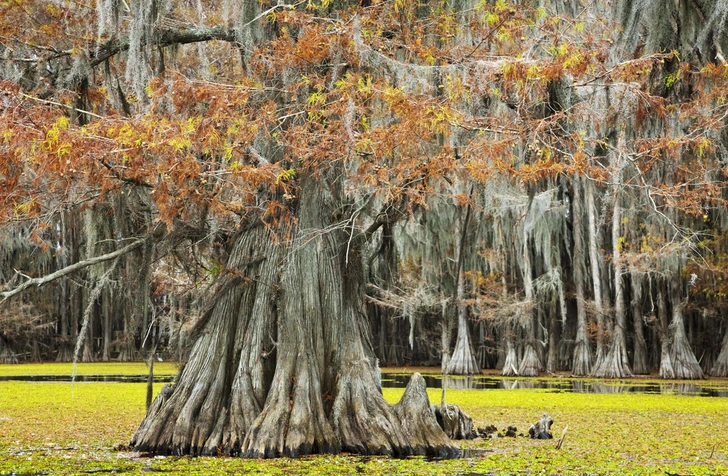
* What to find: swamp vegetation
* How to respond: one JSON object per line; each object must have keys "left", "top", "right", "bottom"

{"left": 2, "top": 364, "right": 728, "bottom": 475}
{"left": 4, "top": 0, "right": 728, "bottom": 463}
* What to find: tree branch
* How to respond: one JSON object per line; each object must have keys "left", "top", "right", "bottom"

{"left": 89, "top": 26, "right": 237, "bottom": 68}
{"left": 89, "top": 0, "right": 305, "bottom": 68}
{"left": 19, "top": 92, "right": 105, "bottom": 119}
{"left": 0, "top": 237, "right": 146, "bottom": 304}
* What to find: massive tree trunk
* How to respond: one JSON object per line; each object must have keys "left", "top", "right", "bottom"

{"left": 571, "top": 176, "right": 592, "bottom": 376}
{"left": 132, "top": 177, "right": 459, "bottom": 457}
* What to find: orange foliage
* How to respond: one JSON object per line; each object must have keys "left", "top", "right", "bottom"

{"left": 0, "top": 0, "right": 727, "bottom": 255}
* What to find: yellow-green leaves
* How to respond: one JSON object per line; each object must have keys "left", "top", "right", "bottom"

{"left": 275, "top": 168, "right": 296, "bottom": 185}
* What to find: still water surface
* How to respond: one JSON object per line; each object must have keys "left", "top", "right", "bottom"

{"left": 380, "top": 373, "right": 728, "bottom": 397}
{"left": 2, "top": 372, "right": 727, "bottom": 397}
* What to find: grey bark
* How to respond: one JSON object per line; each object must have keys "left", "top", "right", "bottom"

{"left": 133, "top": 177, "right": 461, "bottom": 457}
{"left": 667, "top": 282, "right": 704, "bottom": 380}
{"left": 586, "top": 180, "right": 607, "bottom": 369}
{"left": 528, "top": 413, "right": 554, "bottom": 439}
{"left": 657, "top": 281, "right": 675, "bottom": 379}
{"left": 592, "top": 141, "right": 632, "bottom": 378}
{"left": 546, "top": 298, "right": 559, "bottom": 374}
{"left": 432, "top": 402, "right": 476, "bottom": 441}
{"left": 710, "top": 324, "right": 728, "bottom": 377}
{"left": 445, "top": 205, "right": 479, "bottom": 375}
{"left": 394, "top": 373, "right": 459, "bottom": 457}
{"left": 518, "top": 225, "right": 541, "bottom": 377}
{"left": 630, "top": 269, "right": 649, "bottom": 374}
{"left": 571, "top": 177, "right": 592, "bottom": 375}
{"left": 502, "top": 326, "right": 519, "bottom": 376}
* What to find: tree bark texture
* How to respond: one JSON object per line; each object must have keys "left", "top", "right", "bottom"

{"left": 585, "top": 180, "right": 607, "bottom": 371}
{"left": 667, "top": 286, "right": 704, "bottom": 380}
{"left": 571, "top": 177, "right": 592, "bottom": 376}
{"left": 592, "top": 142, "right": 632, "bottom": 378}
{"left": 657, "top": 282, "right": 676, "bottom": 379}
{"left": 528, "top": 413, "right": 554, "bottom": 439}
{"left": 132, "top": 178, "right": 460, "bottom": 457}
{"left": 518, "top": 224, "right": 541, "bottom": 377}
{"left": 445, "top": 202, "right": 479, "bottom": 375}
{"left": 630, "top": 269, "right": 650, "bottom": 375}
{"left": 710, "top": 326, "right": 728, "bottom": 377}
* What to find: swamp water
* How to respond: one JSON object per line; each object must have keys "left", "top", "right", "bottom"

{"left": 2, "top": 372, "right": 727, "bottom": 397}
{"left": 380, "top": 373, "right": 728, "bottom": 397}
{"left": 2, "top": 366, "right": 728, "bottom": 475}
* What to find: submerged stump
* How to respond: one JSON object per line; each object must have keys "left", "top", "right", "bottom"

{"left": 528, "top": 413, "right": 553, "bottom": 439}
{"left": 432, "top": 402, "right": 477, "bottom": 440}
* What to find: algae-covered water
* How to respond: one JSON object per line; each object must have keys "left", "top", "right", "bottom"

{"left": 1, "top": 363, "right": 727, "bottom": 475}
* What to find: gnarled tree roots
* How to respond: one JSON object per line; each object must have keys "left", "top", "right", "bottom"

{"left": 133, "top": 371, "right": 466, "bottom": 458}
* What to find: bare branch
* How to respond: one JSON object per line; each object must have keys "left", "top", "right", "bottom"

{"left": 0, "top": 237, "right": 146, "bottom": 304}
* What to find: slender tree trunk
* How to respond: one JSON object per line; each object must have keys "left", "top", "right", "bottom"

{"left": 657, "top": 280, "right": 675, "bottom": 379}
{"left": 500, "top": 264, "right": 518, "bottom": 376}
{"left": 446, "top": 205, "right": 479, "bottom": 375}
{"left": 518, "top": 227, "right": 540, "bottom": 377}
{"left": 82, "top": 208, "right": 98, "bottom": 363}
{"left": 370, "top": 221, "right": 396, "bottom": 365}
{"left": 102, "top": 287, "right": 112, "bottom": 361}
{"left": 586, "top": 180, "right": 606, "bottom": 369}
{"left": 139, "top": 239, "right": 152, "bottom": 354}
{"left": 630, "top": 268, "right": 649, "bottom": 374}
{"left": 571, "top": 177, "right": 592, "bottom": 375}
{"left": 592, "top": 142, "right": 631, "bottom": 378}
{"left": 0, "top": 335, "right": 17, "bottom": 364}
{"left": 546, "top": 297, "right": 559, "bottom": 373}
{"left": 446, "top": 298, "right": 479, "bottom": 375}
{"left": 495, "top": 219, "right": 518, "bottom": 376}
{"left": 70, "top": 210, "right": 81, "bottom": 353}
{"left": 56, "top": 211, "right": 74, "bottom": 362}
{"left": 440, "top": 309, "right": 453, "bottom": 374}
{"left": 132, "top": 177, "right": 459, "bottom": 457}
{"left": 502, "top": 327, "right": 519, "bottom": 376}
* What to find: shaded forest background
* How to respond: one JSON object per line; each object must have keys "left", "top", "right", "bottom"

{"left": 2, "top": 0, "right": 728, "bottom": 381}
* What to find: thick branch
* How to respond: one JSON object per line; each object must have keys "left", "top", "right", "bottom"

{"left": 90, "top": 26, "right": 237, "bottom": 68}
{"left": 0, "top": 237, "right": 146, "bottom": 304}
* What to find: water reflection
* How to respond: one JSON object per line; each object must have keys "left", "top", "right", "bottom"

{"left": 379, "top": 373, "right": 728, "bottom": 397}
